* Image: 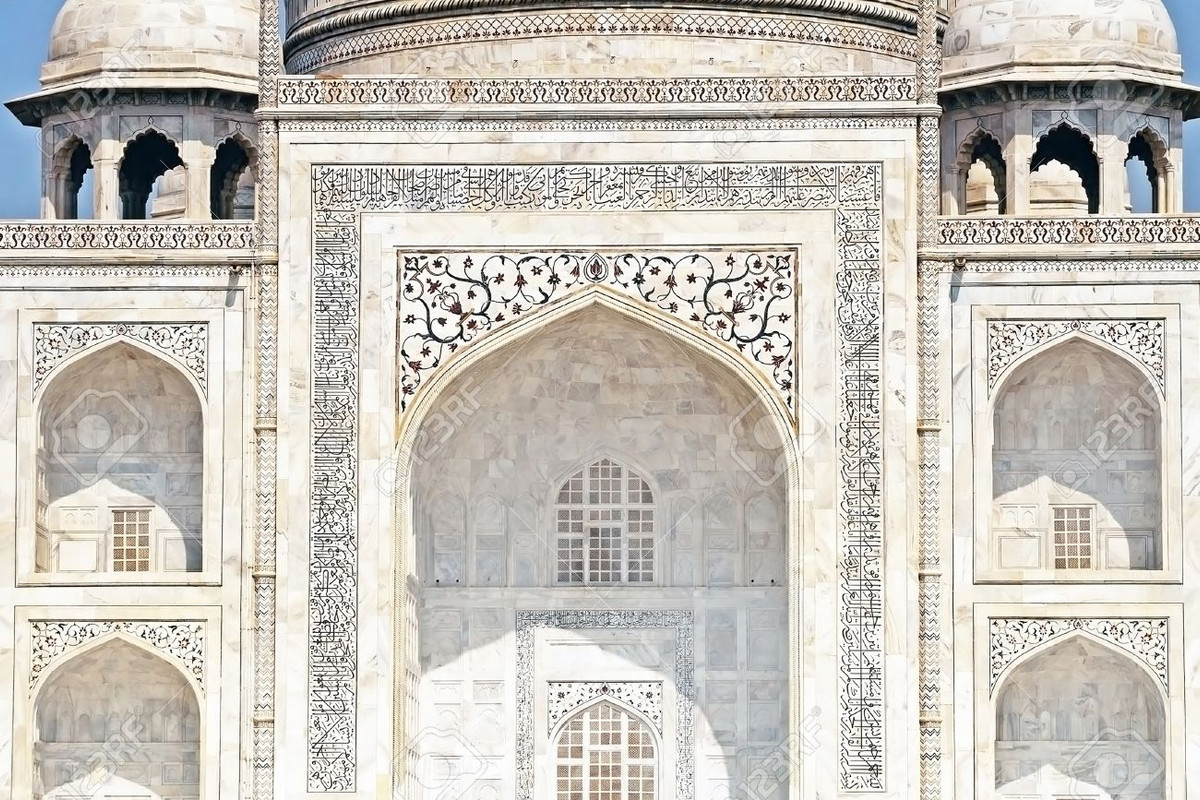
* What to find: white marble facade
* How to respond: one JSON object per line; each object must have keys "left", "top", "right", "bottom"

{"left": 1, "top": 1, "right": 1200, "bottom": 800}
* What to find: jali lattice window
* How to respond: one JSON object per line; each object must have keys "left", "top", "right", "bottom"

{"left": 556, "top": 702, "right": 657, "bottom": 800}
{"left": 112, "top": 508, "right": 151, "bottom": 572}
{"left": 1053, "top": 506, "right": 1094, "bottom": 569}
{"left": 555, "top": 459, "right": 655, "bottom": 585}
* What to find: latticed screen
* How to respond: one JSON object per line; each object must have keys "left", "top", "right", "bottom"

{"left": 112, "top": 508, "right": 151, "bottom": 572}
{"left": 555, "top": 702, "right": 656, "bottom": 800}
{"left": 555, "top": 459, "right": 656, "bottom": 585}
{"left": 1053, "top": 506, "right": 1093, "bottom": 569}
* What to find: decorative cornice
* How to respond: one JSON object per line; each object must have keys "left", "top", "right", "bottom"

{"left": 0, "top": 264, "right": 241, "bottom": 278}
{"left": 0, "top": 222, "right": 256, "bottom": 251}
{"left": 278, "top": 75, "right": 917, "bottom": 107}
{"left": 7, "top": 87, "right": 257, "bottom": 129}
{"left": 285, "top": 0, "right": 925, "bottom": 61}
{"left": 279, "top": 116, "right": 917, "bottom": 132}
{"left": 937, "top": 216, "right": 1200, "bottom": 248}
{"left": 959, "top": 258, "right": 1200, "bottom": 273}
{"left": 939, "top": 79, "right": 1199, "bottom": 118}
{"left": 285, "top": 7, "right": 918, "bottom": 74}
{"left": 989, "top": 617, "right": 1168, "bottom": 694}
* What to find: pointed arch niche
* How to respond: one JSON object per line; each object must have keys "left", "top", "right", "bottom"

{"left": 32, "top": 341, "right": 204, "bottom": 579}
{"left": 981, "top": 322, "right": 1171, "bottom": 580}
{"left": 552, "top": 698, "right": 661, "bottom": 800}
{"left": 992, "top": 636, "right": 1166, "bottom": 800}
{"left": 32, "top": 637, "right": 203, "bottom": 800}
{"left": 395, "top": 294, "right": 796, "bottom": 800}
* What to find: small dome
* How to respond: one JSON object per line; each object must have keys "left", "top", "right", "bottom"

{"left": 943, "top": 0, "right": 1183, "bottom": 87}
{"left": 43, "top": 0, "right": 259, "bottom": 94}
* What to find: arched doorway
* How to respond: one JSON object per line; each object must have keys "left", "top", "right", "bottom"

{"left": 398, "top": 298, "right": 796, "bottom": 799}
{"left": 990, "top": 338, "right": 1162, "bottom": 574}
{"left": 33, "top": 637, "right": 202, "bottom": 800}
{"left": 36, "top": 342, "right": 204, "bottom": 575}
{"left": 994, "top": 635, "right": 1165, "bottom": 800}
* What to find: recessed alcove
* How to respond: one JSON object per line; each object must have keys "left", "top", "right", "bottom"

{"left": 33, "top": 638, "right": 202, "bottom": 800}
{"left": 36, "top": 342, "right": 204, "bottom": 577}
{"left": 989, "top": 338, "right": 1162, "bottom": 576}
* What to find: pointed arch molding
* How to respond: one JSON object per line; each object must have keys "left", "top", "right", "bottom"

{"left": 547, "top": 682, "right": 664, "bottom": 735}
{"left": 308, "top": 162, "right": 885, "bottom": 792}
{"left": 988, "top": 617, "right": 1168, "bottom": 695}
{"left": 29, "top": 620, "right": 206, "bottom": 694}
{"left": 987, "top": 318, "right": 1166, "bottom": 396}
{"left": 33, "top": 322, "right": 209, "bottom": 397}
{"left": 399, "top": 248, "right": 797, "bottom": 416}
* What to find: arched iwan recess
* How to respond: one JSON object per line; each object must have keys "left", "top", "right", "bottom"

{"left": 34, "top": 637, "right": 201, "bottom": 800}
{"left": 36, "top": 342, "right": 204, "bottom": 575}
{"left": 994, "top": 635, "right": 1165, "bottom": 800}
{"left": 991, "top": 338, "right": 1161, "bottom": 573}
{"left": 400, "top": 300, "right": 793, "bottom": 799}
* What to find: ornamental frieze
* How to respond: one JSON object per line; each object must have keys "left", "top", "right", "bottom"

{"left": 987, "top": 318, "right": 1165, "bottom": 396}
{"left": 33, "top": 322, "right": 209, "bottom": 397}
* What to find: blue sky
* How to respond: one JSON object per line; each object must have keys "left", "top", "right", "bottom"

{"left": 0, "top": 2, "right": 1197, "bottom": 218}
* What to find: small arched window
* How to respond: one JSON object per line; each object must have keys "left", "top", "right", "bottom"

{"left": 555, "top": 459, "right": 655, "bottom": 585}
{"left": 555, "top": 702, "right": 657, "bottom": 800}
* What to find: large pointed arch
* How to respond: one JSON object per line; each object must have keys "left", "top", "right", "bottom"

{"left": 394, "top": 288, "right": 798, "bottom": 584}
{"left": 390, "top": 287, "right": 802, "bottom": 797}
{"left": 399, "top": 282, "right": 797, "bottom": 431}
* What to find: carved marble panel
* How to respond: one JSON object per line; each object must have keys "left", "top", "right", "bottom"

{"left": 988, "top": 617, "right": 1168, "bottom": 694}
{"left": 987, "top": 319, "right": 1165, "bottom": 396}
{"left": 30, "top": 620, "right": 206, "bottom": 693}
{"left": 33, "top": 322, "right": 209, "bottom": 397}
